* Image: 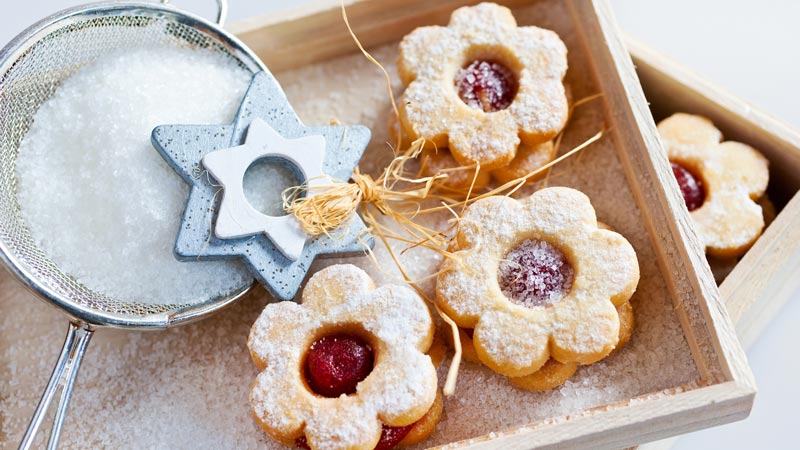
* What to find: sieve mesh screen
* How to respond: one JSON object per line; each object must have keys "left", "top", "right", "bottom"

{"left": 0, "top": 8, "right": 257, "bottom": 319}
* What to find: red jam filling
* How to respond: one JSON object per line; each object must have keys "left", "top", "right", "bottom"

{"left": 374, "top": 424, "right": 414, "bottom": 450}
{"left": 294, "top": 424, "right": 413, "bottom": 450}
{"left": 498, "top": 239, "right": 574, "bottom": 308}
{"left": 454, "top": 60, "right": 517, "bottom": 112}
{"left": 670, "top": 162, "right": 705, "bottom": 211}
{"left": 305, "top": 334, "right": 374, "bottom": 398}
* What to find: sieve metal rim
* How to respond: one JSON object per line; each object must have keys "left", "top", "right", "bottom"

{"left": 0, "top": 1, "right": 267, "bottom": 330}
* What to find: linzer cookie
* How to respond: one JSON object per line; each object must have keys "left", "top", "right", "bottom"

{"left": 436, "top": 187, "right": 639, "bottom": 378}
{"left": 248, "top": 264, "right": 442, "bottom": 450}
{"left": 397, "top": 2, "right": 568, "bottom": 170}
{"left": 658, "top": 113, "right": 769, "bottom": 258}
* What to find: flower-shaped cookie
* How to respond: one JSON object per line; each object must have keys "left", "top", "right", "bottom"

{"left": 440, "top": 218, "right": 636, "bottom": 389}
{"left": 248, "top": 264, "right": 438, "bottom": 450}
{"left": 658, "top": 113, "right": 769, "bottom": 258}
{"left": 397, "top": 2, "right": 568, "bottom": 170}
{"left": 436, "top": 187, "right": 639, "bottom": 377}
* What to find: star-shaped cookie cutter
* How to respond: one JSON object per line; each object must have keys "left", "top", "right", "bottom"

{"left": 152, "top": 71, "right": 373, "bottom": 301}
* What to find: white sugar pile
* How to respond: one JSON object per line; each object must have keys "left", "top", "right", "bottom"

{"left": 15, "top": 46, "right": 253, "bottom": 304}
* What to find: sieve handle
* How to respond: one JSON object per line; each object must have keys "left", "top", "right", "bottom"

{"left": 161, "top": 0, "right": 229, "bottom": 26}
{"left": 18, "top": 323, "right": 93, "bottom": 450}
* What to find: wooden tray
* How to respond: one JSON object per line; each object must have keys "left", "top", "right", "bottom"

{"left": 0, "top": 1, "right": 754, "bottom": 449}
{"left": 228, "top": 0, "right": 755, "bottom": 448}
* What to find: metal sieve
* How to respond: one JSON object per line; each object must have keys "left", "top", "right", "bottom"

{"left": 0, "top": 1, "right": 265, "bottom": 448}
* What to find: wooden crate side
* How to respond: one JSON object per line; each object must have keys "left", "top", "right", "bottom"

{"left": 568, "top": 0, "right": 753, "bottom": 388}
{"left": 567, "top": 0, "right": 709, "bottom": 381}
{"left": 635, "top": 196, "right": 800, "bottom": 450}
{"left": 438, "top": 381, "right": 753, "bottom": 450}
{"left": 628, "top": 38, "right": 800, "bottom": 450}
{"left": 229, "top": 0, "right": 532, "bottom": 71}
{"left": 722, "top": 193, "right": 800, "bottom": 348}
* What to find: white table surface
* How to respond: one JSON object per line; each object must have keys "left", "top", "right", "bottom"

{"left": 1, "top": 1, "right": 798, "bottom": 449}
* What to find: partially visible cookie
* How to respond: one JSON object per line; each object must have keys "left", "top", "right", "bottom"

{"left": 509, "top": 301, "right": 634, "bottom": 391}
{"left": 707, "top": 194, "right": 776, "bottom": 284}
{"left": 388, "top": 113, "right": 490, "bottom": 192}
{"left": 610, "top": 301, "right": 634, "bottom": 355}
{"left": 658, "top": 113, "right": 769, "bottom": 258}
{"left": 397, "top": 390, "right": 444, "bottom": 447}
{"left": 759, "top": 194, "right": 777, "bottom": 228}
{"left": 508, "top": 358, "right": 578, "bottom": 392}
{"left": 420, "top": 148, "right": 491, "bottom": 191}
{"left": 427, "top": 329, "right": 447, "bottom": 368}
{"left": 440, "top": 325, "right": 481, "bottom": 364}
{"left": 707, "top": 255, "right": 739, "bottom": 285}
{"left": 443, "top": 300, "right": 635, "bottom": 391}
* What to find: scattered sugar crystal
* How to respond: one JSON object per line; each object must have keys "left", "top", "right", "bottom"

{"left": 15, "top": 45, "right": 253, "bottom": 304}
{"left": 498, "top": 239, "right": 574, "bottom": 308}
{"left": 454, "top": 60, "right": 517, "bottom": 112}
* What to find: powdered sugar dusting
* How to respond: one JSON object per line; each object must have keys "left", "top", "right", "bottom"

{"left": 455, "top": 60, "right": 517, "bottom": 112}
{"left": 658, "top": 113, "right": 769, "bottom": 256}
{"left": 499, "top": 239, "right": 574, "bottom": 308}
{"left": 276, "top": 16, "right": 697, "bottom": 441}
{"left": 436, "top": 187, "right": 634, "bottom": 372}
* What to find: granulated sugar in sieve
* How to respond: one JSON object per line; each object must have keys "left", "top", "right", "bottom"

{"left": 15, "top": 46, "right": 254, "bottom": 305}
